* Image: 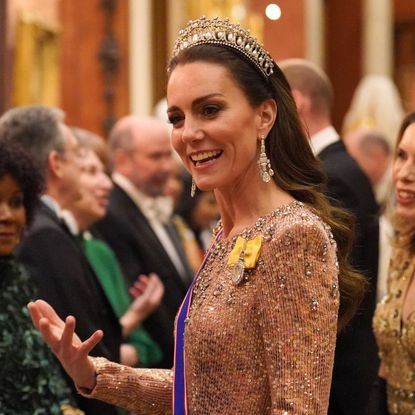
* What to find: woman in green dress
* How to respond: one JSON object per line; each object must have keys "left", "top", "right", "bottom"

{"left": 66, "top": 128, "right": 164, "bottom": 368}
{"left": 0, "top": 140, "right": 82, "bottom": 414}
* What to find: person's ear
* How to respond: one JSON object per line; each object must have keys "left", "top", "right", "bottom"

{"left": 291, "top": 89, "right": 310, "bottom": 116}
{"left": 48, "top": 150, "right": 64, "bottom": 179}
{"left": 112, "top": 149, "right": 135, "bottom": 178}
{"left": 256, "top": 98, "right": 277, "bottom": 136}
{"left": 112, "top": 149, "right": 129, "bottom": 168}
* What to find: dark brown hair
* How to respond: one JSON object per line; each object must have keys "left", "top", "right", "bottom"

{"left": 168, "top": 44, "right": 365, "bottom": 330}
{"left": 395, "top": 112, "right": 415, "bottom": 150}
{"left": 393, "top": 111, "right": 415, "bottom": 252}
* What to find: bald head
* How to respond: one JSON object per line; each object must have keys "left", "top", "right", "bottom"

{"left": 110, "top": 115, "right": 173, "bottom": 196}
{"left": 279, "top": 59, "right": 333, "bottom": 116}
{"left": 109, "top": 115, "right": 170, "bottom": 152}
{"left": 344, "top": 128, "right": 391, "bottom": 186}
{"left": 346, "top": 128, "right": 390, "bottom": 157}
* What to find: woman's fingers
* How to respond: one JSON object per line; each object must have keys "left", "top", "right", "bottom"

{"left": 130, "top": 280, "right": 147, "bottom": 298}
{"left": 27, "top": 301, "right": 42, "bottom": 330}
{"left": 148, "top": 272, "right": 159, "bottom": 280}
{"left": 154, "top": 280, "right": 164, "bottom": 299}
{"left": 38, "top": 317, "right": 61, "bottom": 350}
{"left": 60, "top": 316, "right": 77, "bottom": 353}
{"left": 129, "top": 274, "right": 164, "bottom": 316}
{"left": 37, "top": 314, "right": 102, "bottom": 360}
{"left": 137, "top": 274, "right": 149, "bottom": 283}
{"left": 35, "top": 299, "right": 64, "bottom": 325}
{"left": 78, "top": 330, "right": 104, "bottom": 358}
{"left": 149, "top": 273, "right": 163, "bottom": 294}
{"left": 28, "top": 300, "right": 101, "bottom": 390}
{"left": 129, "top": 285, "right": 143, "bottom": 298}
{"left": 148, "top": 274, "right": 164, "bottom": 300}
{"left": 29, "top": 299, "right": 67, "bottom": 334}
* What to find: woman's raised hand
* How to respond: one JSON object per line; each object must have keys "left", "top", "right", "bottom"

{"left": 120, "top": 273, "right": 165, "bottom": 337}
{"left": 129, "top": 272, "right": 165, "bottom": 317}
{"left": 28, "top": 299, "right": 102, "bottom": 391}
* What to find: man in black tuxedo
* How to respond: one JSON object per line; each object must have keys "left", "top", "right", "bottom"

{"left": 0, "top": 105, "right": 122, "bottom": 415}
{"left": 281, "top": 60, "right": 380, "bottom": 415}
{"left": 94, "top": 115, "right": 194, "bottom": 368}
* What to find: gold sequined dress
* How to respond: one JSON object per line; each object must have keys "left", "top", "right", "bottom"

{"left": 373, "top": 248, "right": 415, "bottom": 415}
{"left": 82, "top": 201, "right": 339, "bottom": 414}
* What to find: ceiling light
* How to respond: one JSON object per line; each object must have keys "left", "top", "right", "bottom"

{"left": 265, "top": 3, "right": 282, "bottom": 21}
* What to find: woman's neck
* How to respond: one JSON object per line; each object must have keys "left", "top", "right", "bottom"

{"left": 215, "top": 181, "right": 294, "bottom": 239}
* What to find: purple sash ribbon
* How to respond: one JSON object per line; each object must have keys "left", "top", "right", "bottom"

{"left": 173, "top": 228, "right": 223, "bottom": 414}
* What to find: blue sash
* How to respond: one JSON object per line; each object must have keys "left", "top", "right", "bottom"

{"left": 173, "top": 228, "right": 223, "bottom": 414}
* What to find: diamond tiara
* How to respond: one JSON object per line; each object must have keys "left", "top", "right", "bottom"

{"left": 172, "top": 16, "right": 275, "bottom": 79}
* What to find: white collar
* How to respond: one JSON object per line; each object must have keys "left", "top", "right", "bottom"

{"left": 41, "top": 195, "right": 80, "bottom": 235}
{"left": 60, "top": 210, "right": 80, "bottom": 235}
{"left": 310, "top": 126, "right": 339, "bottom": 155}
{"left": 41, "top": 195, "right": 64, "bottom": 218}
{"left": 112, "top": 172, "right": 173, "bottom": 224}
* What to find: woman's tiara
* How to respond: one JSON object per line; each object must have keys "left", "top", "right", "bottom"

{"left": 172, "top": 16, "right": 275, "bottom": 79}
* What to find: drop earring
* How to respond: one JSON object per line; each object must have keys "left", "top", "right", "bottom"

{"left": 191, "top": 177, "right": 196, "bottom": 197}
{"left": 257, "top": 135, "right": 274, "bottom": 183}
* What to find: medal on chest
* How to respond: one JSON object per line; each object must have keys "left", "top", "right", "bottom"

{"left": 227, "top": 235, "right": 262, "bottom": 285}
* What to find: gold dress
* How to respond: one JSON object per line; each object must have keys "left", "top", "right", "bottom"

{"left": 82, "top": 201, "right": 339, "bottom": 414}
{"left": 373, "top": 248, "right": 415, "bottom": 415}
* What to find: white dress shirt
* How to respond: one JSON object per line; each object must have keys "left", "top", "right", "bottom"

{"left": 310, "top": 126, "right": 340, "bottom": 156}
{"left": 41, "top": 195, "right": 64, "bottom": 219}
{"left": 112, "top": 173, "right": 188, "bottom": 280}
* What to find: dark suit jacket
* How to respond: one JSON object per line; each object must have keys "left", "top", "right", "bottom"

{"left": 94, "top": 184, "right": 193, "bottom": 368}
{"left": 18, "top": 202, "right": 122, "bottom": 415}
{"left": 319, "top": 140, "right": 380, "bottom": 415}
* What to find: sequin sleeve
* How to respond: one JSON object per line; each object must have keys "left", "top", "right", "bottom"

{"left": 255, "top": 220, "right": 339, "bottom": 414}
{"left": 79, "top": 357, "right": 173, "bottom": 414}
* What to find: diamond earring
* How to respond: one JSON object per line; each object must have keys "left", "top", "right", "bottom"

{"left": 191, "top": 177, "right": 196, "bottom": 197}
{"left": 257, "top": 135, "right": 274, "bottom": 183}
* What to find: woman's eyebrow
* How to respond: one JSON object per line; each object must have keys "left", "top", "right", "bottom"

{"left": 167, "top": 93, "right": 224, "bottom": 113}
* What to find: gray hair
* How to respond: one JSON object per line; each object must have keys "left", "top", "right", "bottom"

{"left": 358, "top": 129, "right": 391, "bottom": 156}
{"left": 0, "top": 105, "right": 66, "bottom": 169}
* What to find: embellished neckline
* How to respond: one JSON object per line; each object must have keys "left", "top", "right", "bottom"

{"left": 376, "top": 255, "right": 415, "bottom": 338}
{"left": 213, "top": 200, "right": 305, "bottom": 246}
{"left": 186, "top": 200, "right": 312, "bottom": 315}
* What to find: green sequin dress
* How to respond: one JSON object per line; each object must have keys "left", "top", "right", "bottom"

{"left": 0, "top": 255, "right": 79, "bottom": 415}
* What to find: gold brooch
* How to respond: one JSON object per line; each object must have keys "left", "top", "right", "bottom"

{"left": 61, "top": 404, "right": 85, "bottom": 415}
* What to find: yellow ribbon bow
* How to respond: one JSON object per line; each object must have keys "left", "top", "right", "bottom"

{"left": 227, "top": 235, "right": 263, "bottom": 269}
{"left": 60, "top": 404, "right": 85, "bottom": 415}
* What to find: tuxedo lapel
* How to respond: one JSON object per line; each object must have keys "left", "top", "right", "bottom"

{"left": 163, "top": 222, "right": 194, "bottom": 283}
{"left": 39, "top": 203, "right": 111, "bottom": 294}
{"left": 40, "top": 202, "right": 74, "bottom": 237}
{"left": 114, "top": 187, "right": 170, "bottom": 255}
{"left": 111, "top": 185, "right": 190, "bottom": 290}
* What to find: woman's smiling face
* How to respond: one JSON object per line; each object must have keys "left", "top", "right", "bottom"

{"left": 167, "top": 61, "right": 265, "bottom": 192}
{"left": 72, "top": 149, "right": 113, "bottom": 226}
{"left": 0, "top": 174, "right": 26, "bottom": 256}
{"left": 393, "top": 122, "right": 415, "bottom": 221}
